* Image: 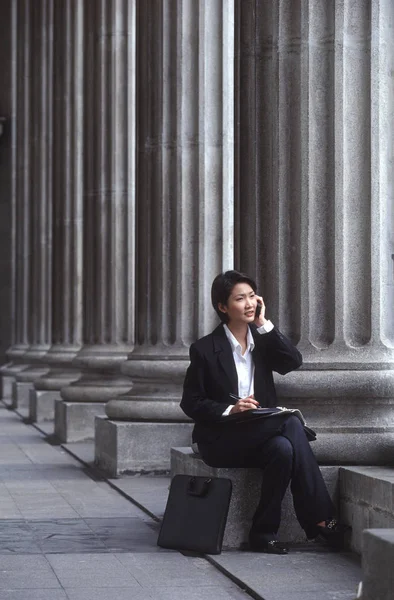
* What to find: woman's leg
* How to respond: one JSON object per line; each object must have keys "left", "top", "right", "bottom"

{"left": 198, "top": 419, "right": 295, "bottom": 537}
{"left": 198, "top": 415, "right": 341, "bottom": 548}
{"left": 248, "top": 435, "right": 294, "bottom": 540}
{"left": 279, "top": 415, "right": 335, "bottom": 536}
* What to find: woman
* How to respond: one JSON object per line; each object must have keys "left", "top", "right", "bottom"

{"left": 180, "top": 270, "right": 348, "bottom": 554}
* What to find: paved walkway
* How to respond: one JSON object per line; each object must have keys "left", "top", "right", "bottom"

{"left": 0, "top": 404, "right": 362, "bottom": 599}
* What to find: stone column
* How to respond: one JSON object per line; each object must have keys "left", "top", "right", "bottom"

{"left": 12, "top": 0, "right": 54, "bottom": 412}
{"left": 237, "top": 0, "right": 394, "bottom": 464}
{"left": 30, "top": 0, "right": 84, "bottom": 423}
{"left": 0, "top": 0, "right": 22, "bottom": 406}
{"left": 97, "top": 0, "right": 235, "bottom": 475}
{"left": 55, "top": 0, "right": 136, "bottom": 442}
{"left": 0, "top": 4, "right": 13, "bottom": 369}
{"left": 234, "top": 0, "right": 278, "bottom": 293}
{"left": 0, "top": 0, "right": 33, "bottom": 407}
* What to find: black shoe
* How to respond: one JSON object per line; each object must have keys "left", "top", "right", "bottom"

{"left": 249, "top": 533, "right": 289, "bottom": 555}
{"left": 312, "top": 519, "right": 351, "bottom": 550}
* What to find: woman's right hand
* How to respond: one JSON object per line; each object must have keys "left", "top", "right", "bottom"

{"left": 230, "top": 394, "right": 260, "bottom": 414}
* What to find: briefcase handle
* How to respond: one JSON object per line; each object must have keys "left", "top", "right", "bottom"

{"left": 187, "top": 477, "right": 212, "bottom": 497}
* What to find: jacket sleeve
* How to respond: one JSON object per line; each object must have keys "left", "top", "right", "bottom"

{"left": 180, "top": 344, "right": 227, "bottom": 422}
{"left": 255, "top": 326, "right": 303, "bottom": 375}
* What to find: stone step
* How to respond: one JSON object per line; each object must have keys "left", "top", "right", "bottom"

{"left": 171, "top": 447, "right": 339, "bottom": 548}
{"left": 339, "top": 466, "right": 394, "bottom": 554}
{"left": 360, "top": 529, "right": 394, "bottom": 600}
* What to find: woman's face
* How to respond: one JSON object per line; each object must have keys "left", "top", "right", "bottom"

{"left": 219, "top": 282, "right": 257, "bottom": 325}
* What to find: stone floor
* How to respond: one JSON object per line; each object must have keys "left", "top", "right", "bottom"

{"left": 0, "top": 404, "right": 362, "bottom": 600}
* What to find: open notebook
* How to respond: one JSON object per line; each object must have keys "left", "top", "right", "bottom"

{"left": 219, "top": 406, "right": 316, "bottom": 441}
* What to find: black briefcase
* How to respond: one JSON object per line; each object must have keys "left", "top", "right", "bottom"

{"left": 157, "top": 474, "right": 232, "bottom": 555}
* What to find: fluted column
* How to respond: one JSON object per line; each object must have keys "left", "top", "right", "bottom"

{"left": 98, "top": 0, "right": 234, "bottom": 474}
{"left": 11, "top": 0, "right": 54, "bottom": 410}
{"left": 10, "top": 0, "right": 31, "bottom": 364}
{"left": 237, "top": 0, "right": 394, "bottom": 464}
{"left": 0, "top": 1, "right": 23, "bottom": 404}
{"left": 56, "top": 0, "right": 136, "bottom": 442}
{"left": 30, "top": 0, "right": 84, "bottom": 422}
{"left": 0, "top": 0, "right": 33, "bottom": 405}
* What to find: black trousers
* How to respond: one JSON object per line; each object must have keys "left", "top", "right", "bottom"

{"left": 198, "top": 414, "right": 334, "bottom": 538}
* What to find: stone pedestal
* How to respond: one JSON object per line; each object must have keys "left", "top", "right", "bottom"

{"left": 95, "top": 418, "right": 194, "bottom": 475}
{"left": 12, "top": 367, "right": 49, "bottom": 410}
{"left": 1, "top": 363, "right": 29, "bottom": 407}
{"left": 171, "top": 448, "right": 339, "bottom": 548}
{"left": 2, "top": 375, "right": 16, "bottom": 407}
{"left": 30, "top": 390, "right": 59, "bottom": 423}
{"left": 59, "top": 368, "right": 133, "bottom": 442}
{"left": 30, "top": 370, "right": 81, "bottom": 423}
{"left": 55, "top": 401, "right": 107, "bottom": 443}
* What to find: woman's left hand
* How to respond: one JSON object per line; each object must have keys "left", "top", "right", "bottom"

{"left": 254, "top": 295, "right": 267, "bottom": 327}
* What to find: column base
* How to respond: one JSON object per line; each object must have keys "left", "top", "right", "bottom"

{"left": 2, "top": 375, "right": 16, "bottom": 407}
{"left": 311, "top": 431, "right": 394, "bottom": 466}
{"left": 94, "top": 417, "right": 194, "bottom": 476}
{"left": 12, "top": 367, "right": 49, "bottom": 410}
{"left": 275, "top": 368, "right": 394, "bottom": 464}
{"left": 171, "top": 447, "right": 340, "bottom": 548}
{"left": 13, "top": 381, "right": 35, "bottom": 410}
{"left": 0, "top": 363, "right": 30, "bottom": 406}
{"left": 61, "top": 373, "right": 133, "bottom": 403}
{"left": 29, "top": 370, "right": 82, "bottom": 423}
{"left": 55, "top": 401, "right": 106, "bottom": 443}
{"left": 29, "top": 389, "right": 61, "bottom": 423}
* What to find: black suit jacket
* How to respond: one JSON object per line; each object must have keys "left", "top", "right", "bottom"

{"left": 180, "top": 323, "right": 302, "bottom": 444}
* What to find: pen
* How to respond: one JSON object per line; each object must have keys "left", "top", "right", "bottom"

{"left": 229, "top": 393, "right": 261, "bottom": 408}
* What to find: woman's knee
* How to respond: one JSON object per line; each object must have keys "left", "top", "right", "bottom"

{"left": 282, "top": 414, "right": 305, "bottom": 437}
{"left": 265, "top": 435, "right": 294, "bottom": 466}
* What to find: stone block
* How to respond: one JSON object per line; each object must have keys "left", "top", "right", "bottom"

{"left": 368, "top": 512, "right": 394, "bottom": 530}
{"left": 29, "top": 388, "right": 60, "bottom": 422}
{"left": 170, "top": 447, "right": 339, "bottom": 548}
{"left": 340, "top": 466, "right": 394, "bottom": 513}
{"left": 12, "top": 380, "right": 33, "bottom": 409}
{"left": 2, "top": 374, "right": 14, "bottom": 405}
{"left": 12, "top": 367, "right": 49, "bottom": 410}
{"left": 361, "top": 529, "right": 394, "bottom": 600}
{"left": 94, "top": 418, "right": 194, "bottom": 476}
{"left": 1, "top": 364, "right": 29, "bottom": 407}
{"left": 339, "top": 466, "right": 394, "bottom": 554}
{"left": 340, "top": 499, "right": 370, "bottom": 555}
{"left": 54, "top": 401, "right": 106, "bottom": 443}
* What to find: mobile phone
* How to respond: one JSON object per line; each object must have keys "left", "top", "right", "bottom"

{"left": 255, "top": 302, "right": 262, "bottom": 318}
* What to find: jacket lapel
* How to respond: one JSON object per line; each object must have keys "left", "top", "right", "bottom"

{"left": 212, "top": 324, "right": 238, "bottom": 395}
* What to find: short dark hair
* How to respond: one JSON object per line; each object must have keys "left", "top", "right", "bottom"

{"left": 211, "top": 270, "right": 257, "bottom": 323}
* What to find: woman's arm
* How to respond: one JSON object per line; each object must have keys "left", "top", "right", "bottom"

{"left": 180, "top": 344, "right": 228, "bottom": 422}
{"left": 255, "top": 327, "right": 303, "bottom": 375}
{"left": 253, "top": 296, "right": 302, "bottom": 375}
